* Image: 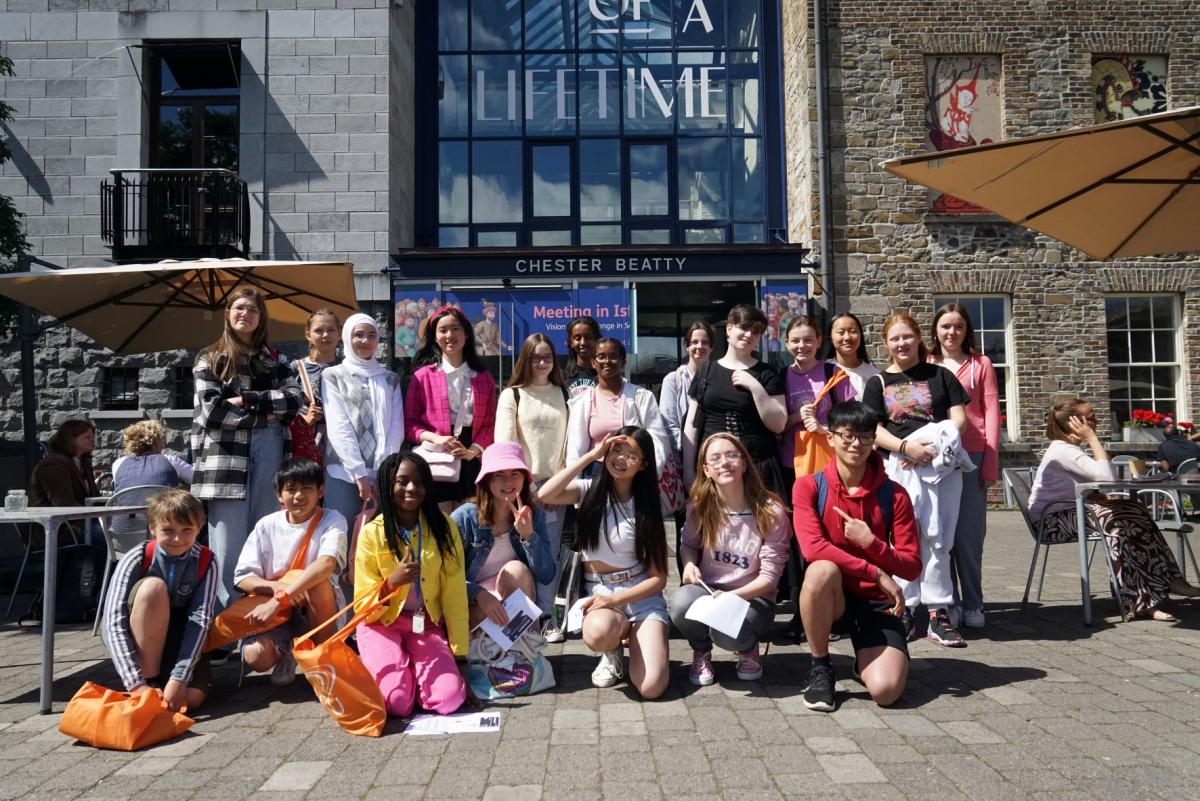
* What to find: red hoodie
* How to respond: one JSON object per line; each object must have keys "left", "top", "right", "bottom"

{"left": 792, "top": 452, "right": 922, "bottom": 602}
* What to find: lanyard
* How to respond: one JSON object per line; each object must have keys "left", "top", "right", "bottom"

{"left": 400, "top": 521, "right": 424, "bottom": 609}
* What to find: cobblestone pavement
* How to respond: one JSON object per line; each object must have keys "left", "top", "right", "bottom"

{"left": 3, "top": 510, "right": 1200, "bottom": 800}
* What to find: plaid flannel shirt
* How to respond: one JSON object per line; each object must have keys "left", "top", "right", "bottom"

{"left": 190, "top": 348, "right": 303, "bottom": 500}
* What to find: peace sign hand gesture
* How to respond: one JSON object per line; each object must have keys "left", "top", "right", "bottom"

{"left": 508, "top": 497, "right": 534, "bottom": 541}
{"left": 833, "top": 506, "right": 876, "bottom": 549}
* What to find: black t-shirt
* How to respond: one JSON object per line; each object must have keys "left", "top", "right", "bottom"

{"left": 1157, "top": 436, "right": 1200, "bottom": 470}
{"left": 862, "top": 363, "right": 970, "bottom": 440}
{"left": 560, "top": 358, "right": 598, "bottom": 397}
{"left": 689, "top": 360, "right": 786, "bottom": 460}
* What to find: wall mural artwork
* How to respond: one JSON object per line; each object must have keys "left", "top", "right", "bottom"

{"left": 1091, "top": 55, "right": 1168, "bottom": 123}
{"left": 924, "top": 55, "right": 1002, "bottom": 214}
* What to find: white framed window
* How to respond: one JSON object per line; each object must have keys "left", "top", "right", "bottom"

{"left": 933, "top": 295, "right": 1015, "bottom": 440}
{"left": 1105, "top": 294, "right": 1183, "bottom": 426}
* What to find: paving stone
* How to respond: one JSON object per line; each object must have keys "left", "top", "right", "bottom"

{"left": 258, "top": 760, "right": 331, "bottom": 792}
{"left": 485, "top": 786, "right": 543, "bottom": 801}
{"left": 816, "top": 753, "right": 888, "bottom": 784}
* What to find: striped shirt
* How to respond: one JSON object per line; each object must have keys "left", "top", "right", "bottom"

{"left": 101, "top": 542, "right": 218, "bottom": 690}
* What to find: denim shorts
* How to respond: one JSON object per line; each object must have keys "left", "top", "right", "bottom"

{"left": 584, "top": 570, "right": 669, "bottom": 626}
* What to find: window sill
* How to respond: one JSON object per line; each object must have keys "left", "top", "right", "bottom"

{"left": 160, "top": 410, "right": 194, "bottom": 420}
{"left": 924, "top": 213, "right": 1010, "bottom": 225}
{"left": 91, "top": 410, "right": 147, "bottom": 420}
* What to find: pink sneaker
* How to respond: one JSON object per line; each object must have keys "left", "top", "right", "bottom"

{"left": 736, "top": 644, "right": 763, "bottom": 681}
{"left": 689, "top": 649, "right": 715, "bottom": 686}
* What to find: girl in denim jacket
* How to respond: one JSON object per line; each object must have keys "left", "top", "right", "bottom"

{"left": 453, "top": 443, "right": 555, "bottom": 629}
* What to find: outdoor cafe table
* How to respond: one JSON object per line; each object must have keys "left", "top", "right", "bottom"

{"left": 0, "top": 504, "right": 148, "bottom": 713}
{"left": 1073, "top": 479, "right": 1196, "bottom": 626}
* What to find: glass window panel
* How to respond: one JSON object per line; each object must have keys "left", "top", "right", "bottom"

{"left": 158, "top": 47, "right": 239, "bottom": 97}
{"left": 525, "top": 0, "right": 574, "bottom": 50}
{"left": 439, "top": 55, "right": 470, "bottom": 137}
{"left": 1129, "top": 330, "right": 1153, "bottom": 361}
{"left": 980, "top": 331, "right": 1006, "bottom": 365}
{"left": 472, "top": 140, "right": 524, "bottom": 222}
{"left": 629, "top": 143, "right": 669, "bottom": 216}
{"left": 1129, "top": 366, "right": 1153, "bottom": 399}
{"left": 1158, "top": 401, "right": 1177, "bottom": 418}
{"left": 1109, "top": 367, "right": 1129, "bottom": 400}
{"left": 730, "top": 51, "right": 759, "bottom": 133}
{"left": 731, "top": 137, "right": 762, "bottom": 219}
{"left": 204, "top": 104, "right": 237, "bottom": 138}
{"left": 728, "top": 0, "right": 760, "bottom": 48}
{"left": 532, "top": 145, "right": 572, "bottom": 217}
{"left": 526, "top": 54, "right": 575, "bottom": 135}
{"left": 678, "top": 137, "right": 729, "bottom": 220}
{"left": 1104, "top": 296, "right": 1127, "bottom": 327}
{"left": 981, "top": 297, "right": 1004, "bottom": 330}
{"left": 685, "top": 226, "right": 726, "bottom": 243}
{"left": 439, "top": 227, "right": 469, "bottom": 247}
{"left": 1153, "top": 296, "right": 1174, "bottom": 328}
{"left": 677, "top": 51, "right": 726, "bottom": 130}
{"left": 1106, "top": 331, "right": 1129, "bottom": 364}
{"left": 623, "top": 51, "right": 675, "bottom": 133}
{"left": 477, "top": 230, "right": 519, "bottom": 246}
{"left": 622, "top": 0, "right": 672, "bottom": 47}
{"left": 674, "top": 0, "right": 725, "bottom": 48}
{"left": 580, "top": 139, "right": 621, "bottom": 221}
{"left": 532, "top": 229, "right": 573, "bottom": 246}
{"left": 579, "top": 53, "right": 620, "bottom": 133}
{"left": 1153, "top": 366, "right": 1175, "bottom": 397}
{"left": 439, "top": 141, "right": 469, "bottom": 224}
{"left": 733, "top": 222, "right": 763, "bottom": 242}
{"left": 472, "top": 0, "right": 522, "bottom": 50}
{"left": 1128, "top": 295, "right": 1152, "bottom": 328}
{"left": 1154, "top": 330, "right": 1175, "bottom": 362}
{"left": 157, "top": 105, "right": 193, "bottom": 168}
{"left": 472, "top": 55, "right": 523, "bottom": 136}
{"left": 203, "top": 136, "right": 237, "bottom": 169}
{"left": 440, "top": 0, "right": 468, "bottom": 50}
{"left": 631, "top": 228, "right": 671, "bottom": 244}
{"left": 577, "top": 0, "right": 619, "bottom": 49}
{"left": 581, "top": 224, "right": 621, "bottom": 244}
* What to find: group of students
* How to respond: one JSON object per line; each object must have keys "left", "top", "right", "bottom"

{"left": 87, "top": 283, "right": 1200, "bottom": 722}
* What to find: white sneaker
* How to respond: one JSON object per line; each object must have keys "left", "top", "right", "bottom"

{"left": 270, "top": 650, "right": 297, "bottom": 686}
{"left": 543, "top": 623, "right": 566, "bottom": 644}
{"left": 962, "top": 608, "right": 986, "bottom": 628}
{"left": 591, "top": 650, "right": 624, "bottom": 688}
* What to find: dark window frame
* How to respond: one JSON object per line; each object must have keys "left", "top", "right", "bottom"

{"left": 147, "top": 42, "right": 242, "bottom": 171}
{"left": 101, "top": 367, "right": 140, "bottom": 411}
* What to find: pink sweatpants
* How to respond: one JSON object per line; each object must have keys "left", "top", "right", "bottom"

{"left": 356, "top": 611, "right": 466, "bottom": 717}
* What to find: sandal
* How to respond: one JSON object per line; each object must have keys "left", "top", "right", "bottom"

{"left": 1134, "top": 607, "right": 1178, "bottom": 622}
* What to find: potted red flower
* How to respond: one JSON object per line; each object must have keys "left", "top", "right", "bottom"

{"left": 1122, "top": 408, "right": 1168, "bottom": 443}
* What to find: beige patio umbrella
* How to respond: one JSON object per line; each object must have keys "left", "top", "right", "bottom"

{"left": 0, "top": 258, "right": 359, "bottom": 354}
{"left": 882, "top": 106, "right": 1200, "bottom": 260}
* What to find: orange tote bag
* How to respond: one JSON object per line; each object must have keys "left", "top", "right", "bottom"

{"left": 792, "top": 369, "right": 851, "bottom": 477}
{"left": 292, "top": 581, "right": 399, "bottom": 738}
{"left": 204, "top": 508, "right": 325, "bottom": 653}
{"left": 59, "top": 682, "right": 194, "bottom": 751}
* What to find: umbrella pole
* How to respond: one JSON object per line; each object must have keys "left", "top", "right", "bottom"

{"left": 17, "top": 255, "right": 39, "bottom": 481}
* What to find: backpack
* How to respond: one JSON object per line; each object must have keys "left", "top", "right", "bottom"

{"left": 22, "top": 543, "right": 108, "bottom": 625}
{"left": 141, "top": 540, "right": 214, "bottom": 583}
{"left": 811, "top": 470, "right": 895, "bottom": 540}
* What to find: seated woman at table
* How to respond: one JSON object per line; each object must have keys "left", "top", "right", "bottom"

{"left": 29, "top": 419, "right": 100, "bottom": 542}
{"left": 1029, "top": 397, "right": 1200, "bottom": 620}
{"left": 113, "top": 420, "right": 193, "bottom": 493}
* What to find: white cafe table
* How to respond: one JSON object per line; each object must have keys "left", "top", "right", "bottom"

{"left": 0, "top": 504, "right": 148, "bottom": 713}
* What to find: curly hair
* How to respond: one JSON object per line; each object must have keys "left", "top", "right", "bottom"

{"left": 121, "top": 420, "right": 166, "bottom": 456}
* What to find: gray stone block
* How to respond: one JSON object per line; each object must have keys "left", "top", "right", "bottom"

{"left": 295, "top": 113, "right": 336, "bottom": 133}
{"left": 334, "top": 112, "right": 377, "bottom": 132}
{"left": 44, "top": 117, "right": 85, "bottom": 135}
{"left": 294, "top": 73, "right": 335, "bottom": 93}
{"left": 46, "top": 78, "right": 87, "bottom": 96}
{"left": 0, "top": 13, "right": 33, "bottom": 39}
{"left": 28, "top": 97, "right": 71, "bottom": 116}
{"left": 268, "top": 9, "right": 314, "bottom": 37}
{"left": 296, "top": 38, "right": 335, "bottom": 55}
{"left": 294, "top": 192, "right": 335, "bottom": 211}
{"left": 30, "top": 11, "right": 76, "bottom": 40}
{"left": 334, "top": 191, "right": 374, "bottom": 211}
{"left": 308, "top": 94, "right": 349, "bottom": 112}
{"left": 353, "top": 8, "right": 385, "bottom": 36}
{"left": 335, "top": 37, "right": 375, "bottom": 54}
{"left": 308, "top": 54, "right": 348, "bottom": 73}
{"left": 309, "top": 211, "right": 348, "bottom": 230}
{"left": 314, "top": 8, "right": 353, "bottom": 35}
{"left": 75, "top": 10, "right": 116, "bottom": 38}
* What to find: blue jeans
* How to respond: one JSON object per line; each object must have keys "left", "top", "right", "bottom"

{"left": 207, "top": 424, "right": 285, "bottom": 609}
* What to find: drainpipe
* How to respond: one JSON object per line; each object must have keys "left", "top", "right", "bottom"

{"left": 813, "top": 0, "right": 836, "bottom": 311}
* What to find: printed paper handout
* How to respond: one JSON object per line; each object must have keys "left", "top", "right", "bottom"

{"left": 566, "top": 584, "right": 613, "bottom": 633}
{"left": 475, "top": 588, "right": 542, "bottom": 652}
{"left": 684, "top": 589, "right": 750, "bottom": 639}
{"left": 405, "top": 711, "right": 502, "bottom": 736}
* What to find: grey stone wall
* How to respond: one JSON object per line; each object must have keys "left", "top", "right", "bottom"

{"left": 784, "top": 2, "right": 1200, "bottom": 447}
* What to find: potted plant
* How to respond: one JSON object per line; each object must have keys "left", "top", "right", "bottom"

{"left": 1122, "top": 408, "right": 1168, "bottom": 443}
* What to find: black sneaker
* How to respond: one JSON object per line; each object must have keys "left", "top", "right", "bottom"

{"left": 926, "top": 609, "right": 966, "bottom": 648}
{"left": 803, "top": 663, "right": 836, "bottom": 712}
{"left": 901, "top": 608, "right": 918, "bottom": 642}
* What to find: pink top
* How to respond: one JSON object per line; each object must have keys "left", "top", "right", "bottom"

{"left": 780, "top": 362, "right": 856, "bottom": 467}
{"left": 588, "top": 388, "right": 627, "bottom": 448}
{"left": 680, "top": 502, "right": 791, "bottom": 590}
{"left": 930, "top": 352, "right": 1001, "bottom": 482}
{"left": 404, "top": 364, "right": 497, "bottom": 450}
{"left": 477, "top": 531, "right": 518, "bottom": 593}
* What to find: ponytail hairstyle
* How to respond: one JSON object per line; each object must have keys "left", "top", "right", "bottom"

{"left": 688, "top": 433, "right": 784, "bottom": 550}
{"left": 374, "top": 451, "right": 458, "bottom": 566}
{"left": 413, "top": 305, "right": 486, "bottom": 372}
{"left": 1046, "top": 397, "right": 1093, "bottom": 443}
{"left": 575, "top": 426, "right": 667, "bottom": 574}
{"left": 880, "top": 312, "right": 929, "bottom": 364}
{"left": 304, "top": 307, "right": 341, "bottom": 361}
{"left": 198, "top": 287, "right": 270, "bottom": 382}
{"left": 930, "top": 303, "right": 978, "bottom": 357}
{"left": 826, "top": 311, "right": 872, "bottom": 364}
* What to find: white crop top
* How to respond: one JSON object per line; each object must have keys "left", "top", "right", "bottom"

{"left": 572, "top": 478, "right": 639, "bottom": 570}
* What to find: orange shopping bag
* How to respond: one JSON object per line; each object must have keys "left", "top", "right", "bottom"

{"left": 59, "top": 681, "right": 193, "bottom": 751}
{"left": 204, "top": 508, "right": 325, "bottom": 653}
{"left": 793, "top": 369, "right": 851, "bottom": 477}
{"left": 292, "top": 581, "right": 399, "bottom": 737}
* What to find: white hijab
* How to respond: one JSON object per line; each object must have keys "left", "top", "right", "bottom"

{"left": 341, "top": 313, "right": 388, "bottom": 378}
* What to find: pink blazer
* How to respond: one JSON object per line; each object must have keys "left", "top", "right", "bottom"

{"left": 404, "top": 364, "right": 498, "bottom": 450}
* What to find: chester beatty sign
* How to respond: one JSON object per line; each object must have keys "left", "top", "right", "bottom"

{"left": 389, "top": 245, "right": 810, "bottom": 280}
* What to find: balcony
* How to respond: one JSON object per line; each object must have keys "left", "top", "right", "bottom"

{"left": 101, "top": 168, "right": 250, "bottom": 262}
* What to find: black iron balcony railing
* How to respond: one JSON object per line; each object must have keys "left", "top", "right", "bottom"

{"left": 101, "top": 168, "right": 250, "bottom": 262}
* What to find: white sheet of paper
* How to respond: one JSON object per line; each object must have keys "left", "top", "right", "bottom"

{"left": 476, "top": 588, "right": 542, "bottom": 651}
{"left": 566, "top": 584, "right": 612, "bottom": 633}
{"left": 405, "top": 711, "right": 502, "bottom": 736}
{"left": 684, "top": 591, "right": 750, "bottom": 639}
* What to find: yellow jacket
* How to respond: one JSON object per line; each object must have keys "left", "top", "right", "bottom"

{"left": 353, "top": 511, "right": 470, "bottom": 657}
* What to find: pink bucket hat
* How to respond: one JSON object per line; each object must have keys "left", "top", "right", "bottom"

{"left": 475, "top": 442, "right": 531, "bottom": 485}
